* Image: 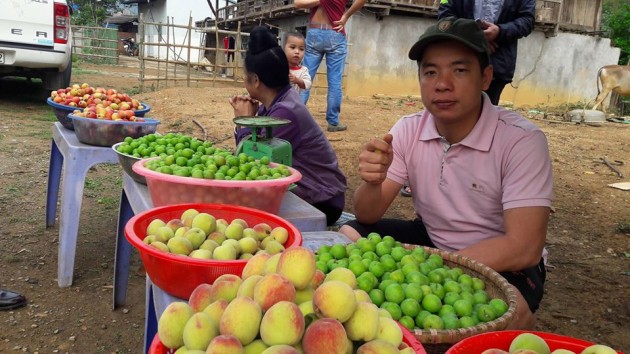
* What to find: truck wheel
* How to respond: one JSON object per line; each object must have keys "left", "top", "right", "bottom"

{"left": 43, "top": 58, "right": 72, "bottom": 91}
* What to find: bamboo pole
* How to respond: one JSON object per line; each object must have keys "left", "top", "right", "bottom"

{"left": 234, "top": 21, "right": 241, "bottom": 83}
{"left": 187, "top": 16, "right": 193, "bottom": 88}
{"left": 140, "top": 77, "right": 241, "bottom": 83}
{"left": 165, "top": 17, "right": 170, "bottom": 89}
{"left": 73, "top": 24, "right": 117, "bottom": 31}
{"left": 140, "top": 20, "right": 193, "bottom": 30}
{"left": 71, "top": 36, "right": 118, "bottom": 44}
{"left": 72, "top": 53, "right": 117, "bottom": 60}
{"left": 214, "top": 25, "right": 220, "bottom": 87}
{"left": 140, "top": 42, "right": 214, "bottom": 51}
{"left": 197, "top": 28, "right": 249, "bottom": 37}
{"left": 140, "top": 57, "right": 234, "bottom": 70}
{"left": 172, "top": 17, "right": 178, "bottom": 81}
{"left": 72, "top": 44, "right": 117, "bottom": 53}
{"left": 139, "top": 13, "right": 145, "bottom": 92}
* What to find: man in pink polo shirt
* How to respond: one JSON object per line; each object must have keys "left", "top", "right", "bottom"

{"left": 339, "top": 17, "right": 553, "bottom": 329}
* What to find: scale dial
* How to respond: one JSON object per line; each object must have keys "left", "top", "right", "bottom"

{"left": 233, "top": 116, "right": 291, "bottom": 128}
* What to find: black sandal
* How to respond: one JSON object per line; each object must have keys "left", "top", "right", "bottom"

{"left": 400, "top": 182, "right": 412, "bottom": 197}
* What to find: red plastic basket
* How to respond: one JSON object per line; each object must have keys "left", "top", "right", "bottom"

{"left": 125, "top": 203, "right": 302, "bottom": 299}
{"left": 133, "top": 158, "right": 302, "bottom": 214}
{"left": 445, "top": 330, "right": 625, "bottom": 354}
{"left": 398, "top": 322, "right": 427, "bottom": 354}
{"left": 148, "top": 324, "right": 427, "bottom": 354}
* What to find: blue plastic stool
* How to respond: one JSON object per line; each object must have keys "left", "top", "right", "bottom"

{"left": 113, "top": 174, "right": 154, "bottom": 310}
{"left": 46, "top": 122, "right": 119, "bottom": 287}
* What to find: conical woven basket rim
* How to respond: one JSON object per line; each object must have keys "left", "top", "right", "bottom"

{"left": 402, "top": 245, "right": 518, "bottom": 345}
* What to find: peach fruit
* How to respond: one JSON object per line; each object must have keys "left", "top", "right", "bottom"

{"left": 309, "top": 270, "right": 325, "bottom": 289}
{"left": 205, "top": 334, "right": 244, "bottom": 354}
{"left": 261, "top": 345, "right": 299, "bottom": 354}
{"left": 146, "top": 219, "right": 166, "bottom": 236}
{"left": 165, "top": 218, "right": 185, "bottom": 232}
{"left": 202, "top": 299, "right": 229, "bottom": 325}
{"left": 237, "top": 274, "right": 263, "bottom": 299}
{"left": 182, "top": 312, "right": 218, "bottom": 350}
{"left": 263, "top": 253, "right": 282, "bottom": 274}
{"left": 157, "top": 301, "right": 194, "bottom": 349}
{"left": 260, "top": 301, "right": 305, "bottom": 346}
{"left": 242, "top": 252, "right": 271, "bottom": 279}
{"left": 276, "top": 247, "right": 316, "bottom": 290}
{"left": 209, "top": 274, "right": 242, "bottom": 303}
{"left": 253, "top": 274, "right": 296, "bottom": 312}
{"left": 312, "top": 280, "right": 357, "bottom": 322}
{"left": 509, "top": 333, "right": 550, "bottom": 354}
{"left": 343, "top": 301, "right": 380, "bottom": 341}
{"left": 167, "top": 236, "right": 193, "bottom": 256}
{"left": 188, "top": 283, "right": 213, "bottom": 312}
{"left": 191, "top": 212, "right": 216, "bottom": 235}
{"left": 183, "top": 227, "right": 207, "bottom": 249}
{"left": 220, "top": 296, "right": 262, "bottom": 346}
{"left": 270, "top": 226, "right": 289, "bottom": 244}
{"left": 375, "top": 317, "right": 403, "bottom": 347}
{"left": 302, "top": 318, "right": 347, "bottom": 354}
{"left": 244, "top": 339, "right": 269, "bottom": 354}
{"left": 294, "top": 287, "right": 314, "bottom": 304}
{"left": 356, "top": 339, "right": 399, "bottom": 354}
{"left": 324, "top": 267, "right": 357, "bottom": 289}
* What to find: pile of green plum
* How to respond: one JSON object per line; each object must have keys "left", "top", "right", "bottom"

{"left": 116, "top": 133, "right": 216, "bottom": 158}
{"left": 316, "top": 233, "right": 510, "bottom": 332}
{"left": 116, "top": 133, "right": 292, "bottom": 180}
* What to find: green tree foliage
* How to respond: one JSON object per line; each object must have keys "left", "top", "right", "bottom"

{"left": 602, "top": 0, "right": 630, "bottom": 65}
{"left": 70, "top": 0, "right": 119, "bottom": 27}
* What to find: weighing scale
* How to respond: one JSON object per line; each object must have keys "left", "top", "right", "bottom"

{"left": 234, "top": 116, "right": 292, "bottom": 166}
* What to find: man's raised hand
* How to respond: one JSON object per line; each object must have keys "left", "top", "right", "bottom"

{"left": 358, "top": 134, "right": 394, "bottom": 185}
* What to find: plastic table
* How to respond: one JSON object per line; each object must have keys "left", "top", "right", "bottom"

{"left": 113, "top": 173, "right": 328, "bottom": 309}
{"left": 46, "top": 122, "right": 119, "bottom": 288}
{"left": 143, "top": 231, "right": 350, "bottom": 354}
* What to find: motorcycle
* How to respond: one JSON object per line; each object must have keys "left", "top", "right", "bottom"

{"left": 121, "top": 37, "right": 139, "bottom": 56}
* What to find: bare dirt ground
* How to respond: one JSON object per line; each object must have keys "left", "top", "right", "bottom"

{"left": 0, "top": 59, "right": 628, "bottom": 353}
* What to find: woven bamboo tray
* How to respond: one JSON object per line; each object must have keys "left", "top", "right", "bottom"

{"left": 403, "top": 245, "right": 518, "bottom": 354}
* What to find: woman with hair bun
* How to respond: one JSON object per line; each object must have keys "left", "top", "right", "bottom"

{"left": 231, "top": 26, "right": 347, "bottom": 226}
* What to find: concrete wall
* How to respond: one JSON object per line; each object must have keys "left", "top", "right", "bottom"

{"left": 505, "top": 32, "right": 620, "bottom": 107}
{"left": 140, "top": 0, "right": 211, "bottom": 61}
{"left": 341, "top": 12, "right": 621, "bottom": 107}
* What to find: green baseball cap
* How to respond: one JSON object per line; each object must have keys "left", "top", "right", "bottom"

{"left": 408, "top": 17, "right": 490, "bottom": 62}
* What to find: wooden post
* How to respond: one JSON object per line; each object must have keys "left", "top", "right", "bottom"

{"left": 165, "top": 17, "right": 170, "bottom": 88}
{"left": 234, "top": 21, "right": 241, "bottom": 83}
{"left": 214, "top": 24, "right": 219, "bottom": 86}
{"left": 593, "top": 0, "right": 602, "bottom": 31}
{"left": 139, "top": 13, "right": 145, "bottom": 92}
{"left": 172, "top": 17, "right": 178, "bottom": 80}
{"left": 187, "top": 16, "right": 193, "bottom": 88}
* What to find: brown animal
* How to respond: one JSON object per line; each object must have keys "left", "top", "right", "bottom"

{"left": 592, "top": 65, "right": 630, "bottom": 114}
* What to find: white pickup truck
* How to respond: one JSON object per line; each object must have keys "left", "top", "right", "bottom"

{"left": 0, "top": 0, "right": 72, "bottom": 92}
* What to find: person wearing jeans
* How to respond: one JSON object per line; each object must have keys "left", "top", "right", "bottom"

{"left": 438, "top": 0, "right": 536, "bottom": 105}
{"left": 295, "top": 0, "right": 366, "bottom": 132}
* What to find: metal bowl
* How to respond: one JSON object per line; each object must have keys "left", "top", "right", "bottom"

{"left": 112, "top": 142, "right": 147, "bottom": 185}
{"left": 46, "top": 98, "right": 77, "bottom": 130}
{"left": 69, "top": 114, "right": 160, "bottom": 147}
{"left": 46, "top": 98, "right": 152, "bottom": 130}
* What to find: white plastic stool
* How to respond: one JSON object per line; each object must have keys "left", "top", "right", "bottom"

{"left": 46, "top": 122, "right": 119, "bottom": 287}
